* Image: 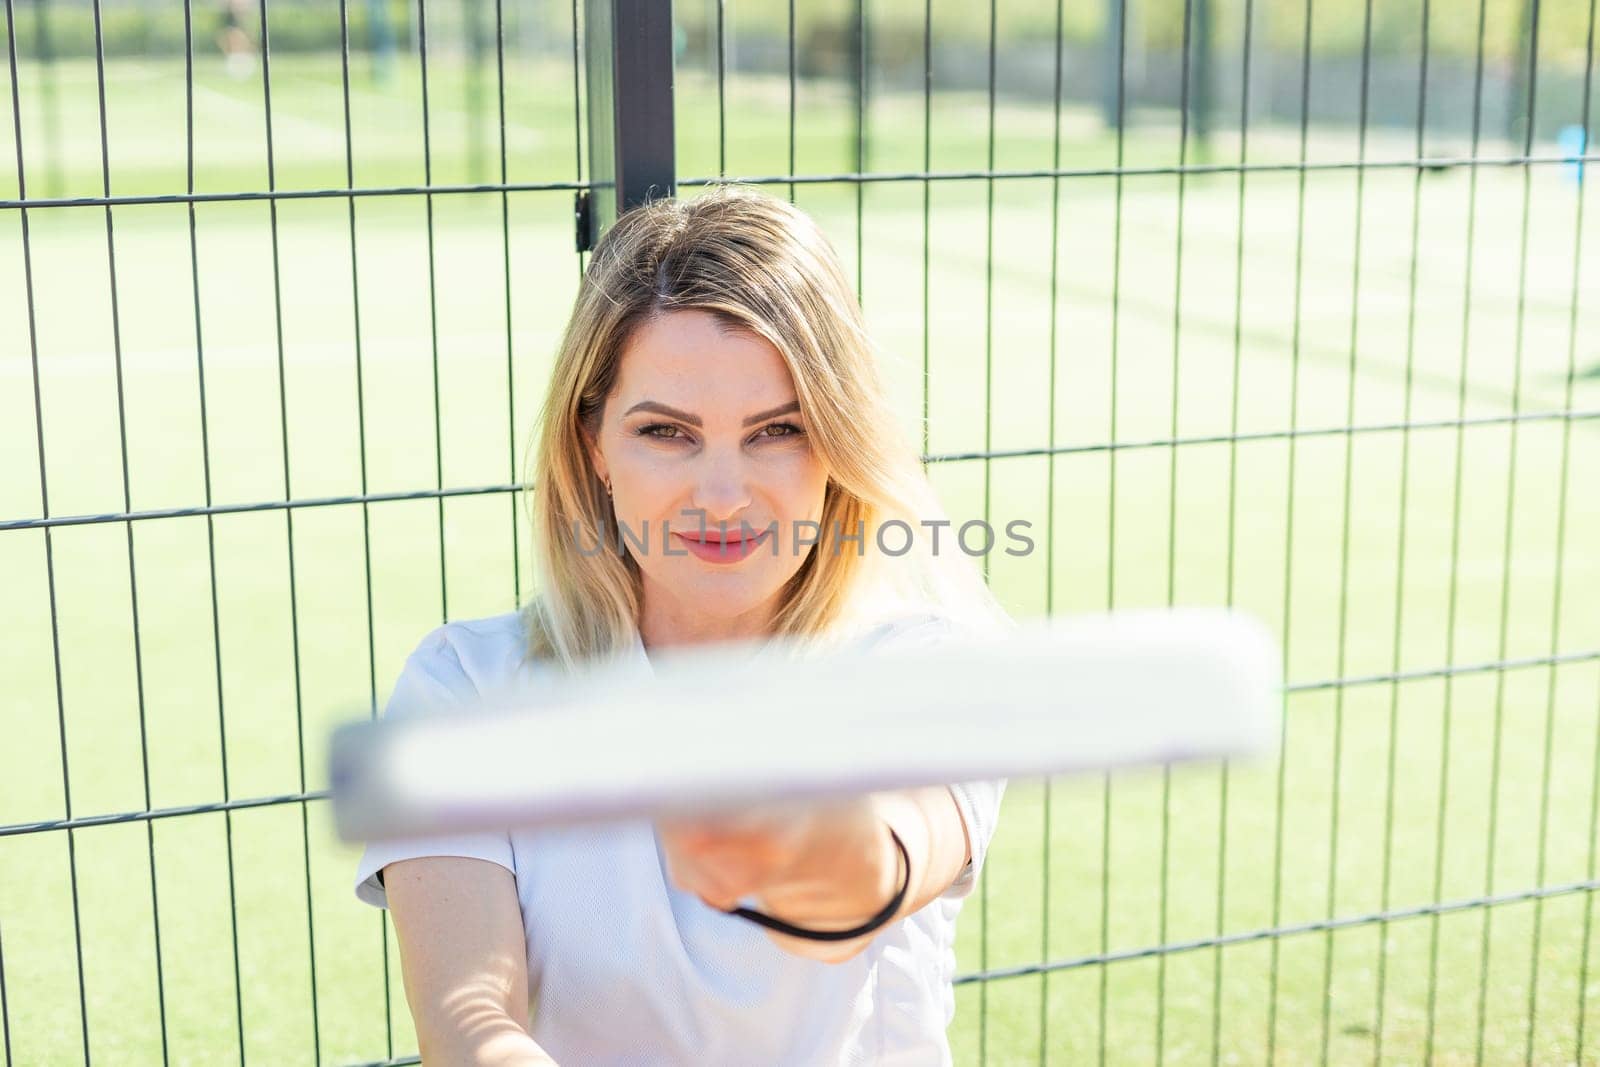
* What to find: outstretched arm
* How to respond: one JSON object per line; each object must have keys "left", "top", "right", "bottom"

{"left": 385, "top": 856, "right": 560, "bottom": 1065}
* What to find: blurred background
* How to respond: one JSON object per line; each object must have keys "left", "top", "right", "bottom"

{"left": 3, "top": 0, "right": 1600, "bottom": 1063}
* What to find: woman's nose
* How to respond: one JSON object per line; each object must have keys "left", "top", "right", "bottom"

{"left": 689, "top": 448, "right": 753, "bottom": 526}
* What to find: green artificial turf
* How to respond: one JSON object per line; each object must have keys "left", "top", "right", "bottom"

{"left": 3, "top": 47, "right": 1599, "bottom": 1065}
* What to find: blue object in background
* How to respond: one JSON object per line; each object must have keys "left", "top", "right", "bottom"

{"left": 1559, "top": 123, "right": 1588, "bottom": 184}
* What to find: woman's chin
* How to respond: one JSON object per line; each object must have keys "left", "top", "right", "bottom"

{"left": 651, "top": 570, "right": 786, "bottom": 620}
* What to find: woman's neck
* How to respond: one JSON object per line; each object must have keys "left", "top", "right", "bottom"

{"left": 636, "top": 588, "right": 780, "bottom": 653}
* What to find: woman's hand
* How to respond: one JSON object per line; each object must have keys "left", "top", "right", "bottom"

{"left": 657, "top": 787, "right": 973, "bottom": 962}
{"left": 656, "top": 795, "right": 902, "bottom": 934}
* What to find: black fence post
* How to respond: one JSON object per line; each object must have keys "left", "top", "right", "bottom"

{"left": 579, "top": 0, "right": 676, "bottom": 251}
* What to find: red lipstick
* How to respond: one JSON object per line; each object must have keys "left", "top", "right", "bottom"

{"left": 672, "top": 528, "right": 771, "bottom": 564}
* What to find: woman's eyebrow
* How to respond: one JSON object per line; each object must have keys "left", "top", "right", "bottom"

{"left": 621, "top": 399, "right": 801, "bottom": 428}
{"left": 623, "top": 400, "right": 702, "bottom": 426}
{"left": 740, "top": 400, "right": 801, "bottom": 427}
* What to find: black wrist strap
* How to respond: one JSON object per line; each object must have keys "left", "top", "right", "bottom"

{"left": 726, "top": 828, "right": 911, "bottom": 943}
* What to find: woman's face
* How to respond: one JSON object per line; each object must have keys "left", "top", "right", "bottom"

{"left": 585, "top": 309, "right": 831, "bottom": 640}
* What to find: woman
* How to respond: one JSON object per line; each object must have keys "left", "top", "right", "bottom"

{"left": 354, "top": 185, "right": 1009, "bottom": 1065}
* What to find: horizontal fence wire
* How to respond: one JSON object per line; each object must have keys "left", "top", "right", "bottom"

{"left": 0, "top": 789, "right": 328, "bottom": 843}
{"left": 5, "top": 789, "right": 1595, "bottom": 1008}
{"left": 5, "top": 645, "right": 1597, "bottom": 843}
{"left": 954, "top": 877, "right": 1600, "bottom": 986}
{"left": 0, "top": 179, "right": 587, "bottom": 211}
{"left": 175, "top": 877, "right": 1600, "bottom": 1063}
{"left": 6, "top": 152, "right": 1600, "bottom": 214}
{"left": 0, "top": 483, "right": 526, "bottom": 533}
{"left": 4, "top": 408, "right": 1596, "bottom": 533}
{"left": 677, "top": 151, "right": 1600, "bottom": 187}
{"left": 8, "top": 790, "right": 1598, "bottom": 1040}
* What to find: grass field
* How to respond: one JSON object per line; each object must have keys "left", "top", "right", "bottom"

{"left": 4, "top": 43, "right": 1600, "bottom": 1065}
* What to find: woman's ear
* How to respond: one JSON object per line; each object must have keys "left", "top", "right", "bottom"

{"left": 580, "top": 420, "right": 609, "bottom": 488}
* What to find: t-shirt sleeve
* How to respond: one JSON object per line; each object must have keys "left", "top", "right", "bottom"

{"left": 940, "top": 778, "right": 1005, "bottom": 901}
{"left": 352, "top": 627, "right": 517, "bottom": 909}
{"left": 857, "top": 610, "right": 1009, "bottom": 903}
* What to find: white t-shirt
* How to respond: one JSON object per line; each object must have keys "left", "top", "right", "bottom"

{"left": 353, "top": 609, "right": 1004, "bottom": 1066}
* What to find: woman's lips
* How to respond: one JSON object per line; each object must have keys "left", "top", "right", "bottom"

{"left": 672, "top": 528, "right": 772, "bottom": 564}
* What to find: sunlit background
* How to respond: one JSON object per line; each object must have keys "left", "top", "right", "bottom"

{"left": 4, "top": 0, "right": 1600, "bottom": 1063}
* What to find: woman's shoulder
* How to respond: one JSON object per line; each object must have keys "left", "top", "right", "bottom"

{"left": 397, "top": 610, "right": 534, "bottom": 704}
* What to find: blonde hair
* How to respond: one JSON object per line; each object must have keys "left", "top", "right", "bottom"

{"left": 522, "top": 184, "right": 1008, "bottom": 669}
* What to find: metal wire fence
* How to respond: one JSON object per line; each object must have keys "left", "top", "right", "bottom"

{"left": 3, "top": 0, "right": 1600, "bottom": 1063}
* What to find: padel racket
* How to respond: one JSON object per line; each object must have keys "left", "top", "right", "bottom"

{"left": 329, "top": 607, "right": 1281, "bottom": 842}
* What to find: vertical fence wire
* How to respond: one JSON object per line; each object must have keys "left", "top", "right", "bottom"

{"left": 1265, "top": 0, "right": 1317, "bottom": 1053}
{"left": 5, "top": 0, "right": 91, "bottom": 1060}
{"left": 494, "top": 0, "right": 520, "bottom": 610}
{"left": 0, "top": 915, "right": 10, "bottom": 1065}
{"left": 1525, "top": 0, "right": 1594, "bottom": 1051}
{"left": 0, "top": 67, "right": 13, "bottom": 1067}
{"left": 1156, "top": 0, "right": 1201, "bottom": 1054}
{"left": 180, "top": 4, "right": 226, "bottom": 1059}
{"left": 1039, "top": 0, "right": 1066, "bottom": 1058}
{"left": 252, "top": 1, "right": 323, "bottom": 1058}
{"left": 1098, "top": 0, "right": 1130, "bottom": 1056}
{"left": 920, "top": 0, "right": 931, "bottom": 465}
{"left": 1570, "top": 7, "right": 1600, "bottom": 1060}
{"left": 177, "top": 0, "right": 249, "bottom": 1056}
{"left": 570, "top": 0, "right": 583, "bottom": 283}
{"left": 1211, "top": 0, "right": 1257, "bottom": 1059}
{"left": 716, "top": 0, "right": 725, "bottom": 179}
{"left": 787, "top": 0, "right": 796, "bottom": 205}
{"left": 1585, "top": 701, "right": 1600, "bottom": 1056}
{"left": 1317, "top": 0, "right": 1376, "bottom": 1058}
{"left": 1372, "top": 0, "right": 1432, "bottom": 1058}
{"left": 854, "top": 0, "right": 865, "bottom": 300}
{"left": 1473, "top": 1, "right": 1544, "bottom": 1060}
{"left": 1423, "top": 0, "right": 1491, "bottom": 1054}
{"left": 331, "top": 0, "right": 394, "bottom": 1056}
{"left": 416, "top": 0, "right": 449, "bottom": 625}
{"left": 977, "top": 1, "right": 998, "bottom": 1061}
{"left": 86, "top": 0, "right": 170, "bottom": 1058}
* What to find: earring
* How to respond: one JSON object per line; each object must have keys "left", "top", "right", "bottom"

{"left": 605, "top": 479, "right": 613, "bottom": 497}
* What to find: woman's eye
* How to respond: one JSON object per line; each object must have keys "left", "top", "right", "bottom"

{"left": 638, "top": 423, "right": 685, "bottom": 440}
{"left": 635, "top": 422, "right": 802, "bottom": 443}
